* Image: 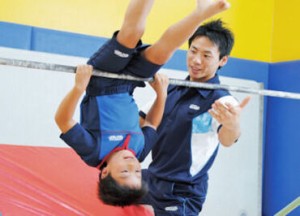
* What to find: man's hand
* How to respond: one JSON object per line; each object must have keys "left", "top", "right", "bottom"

{"left": 209, "top": 96, "right": 251, "bottom": 146}
{"left": 209, "top": 96, "right": 251, "bottom": 130}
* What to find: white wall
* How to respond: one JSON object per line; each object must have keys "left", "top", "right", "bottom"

{"left": 0, "top": 47, "right": 262, "bottom": 215}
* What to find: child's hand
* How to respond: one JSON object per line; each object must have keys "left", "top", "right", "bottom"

{"left": 149, "top": 73, "right": 169, "bottom": 98}
{"left": 75, "top": 65, "right": 93, "bottom": 92}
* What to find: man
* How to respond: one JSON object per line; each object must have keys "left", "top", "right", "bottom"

{"left": 140, "top": 19, "right": 251, "bottom": 215}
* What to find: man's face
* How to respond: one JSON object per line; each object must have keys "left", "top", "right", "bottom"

{"left": 101, "top": 150, "right": 142, "bottom": 189}
{"left": 187, "top": 36, "right": 228, "bottom": 82}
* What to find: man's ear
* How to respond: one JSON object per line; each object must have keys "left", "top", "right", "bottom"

{"left": 100, "top": 167, "right": 109, "bottom": 179}
{"left": 219, "top": 55, "right": 228, "bottom": 67}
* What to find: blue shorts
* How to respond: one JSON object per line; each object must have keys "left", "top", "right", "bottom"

{"left": 141, "top": 170, "right": 208, "bottom": 216}
{"left": 86, "top": 31, "right": 162, "bottom": 96}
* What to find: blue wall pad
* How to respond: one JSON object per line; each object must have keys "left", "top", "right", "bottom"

{"left": 31, "top": 27, "right": 107, "bottom": 58}
{"left": 0, "top": 22, "right": 32, "bottom": 50}
{"left": 224, "top": 57, "right": 269, "bottom": 87}
{"left": 0, "top": 22, "right": 269, "bottom": 87}
{"left": 163, "top": 49, "right": 188, "bottom": 71}
{"left": 263, "top": 60, "right": 300, "bottom": 216}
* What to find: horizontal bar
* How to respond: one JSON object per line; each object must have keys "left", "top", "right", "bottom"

{"left": 1, "top": 57, "right": 300, "bottom": 100}
{"left": 0, "top": 57, "right": 153, "bottom": 82}
{"left": 274, "top": 197, "right": 300, "bottom": 216}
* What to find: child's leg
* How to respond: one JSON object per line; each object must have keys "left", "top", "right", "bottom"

{"left": 143, "top": 0, "right": 230, "bottom": 65}
{"left": 117, "top": 0, "right": 155, "bottom": 48}
{"left": 87, "top": 0, "right": 154, "bottom": 73}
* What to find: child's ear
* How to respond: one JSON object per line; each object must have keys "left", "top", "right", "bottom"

{"left": 100, "top": 167, "right": 109, "bottom": 179}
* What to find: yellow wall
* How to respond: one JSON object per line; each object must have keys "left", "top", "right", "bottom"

{"left": 0, "top": 0, "right": 299, "bottom": 62}
{"left": 272, "top": 0, "right": 300, "bottom": 62}
{"left": 226, "top": 0, "right": 274, "bottom": 62}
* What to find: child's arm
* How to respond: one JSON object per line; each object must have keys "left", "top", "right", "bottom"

{"left": 142, "top": 73, "right": 169, "bottom": 129}
{"left": 55, "top": 65, "right": 93, "bottom": 133}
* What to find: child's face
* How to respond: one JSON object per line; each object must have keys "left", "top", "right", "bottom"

{"left": 101, "top": 150, "right": 142, "bottom": 188}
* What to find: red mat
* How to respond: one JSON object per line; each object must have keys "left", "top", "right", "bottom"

{"left": 0, "top": 144, "right": 153, "bottom": 216}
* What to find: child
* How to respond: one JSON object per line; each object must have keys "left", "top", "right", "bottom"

{"left": 55, "top": 0, "right": 230, "bottom": 207}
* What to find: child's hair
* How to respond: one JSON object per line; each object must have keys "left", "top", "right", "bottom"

{"left": 188, "top": 19, "right": 234, "bottom": 60}
{"left": 98, "top": 173, "right": 148, "bottom": 206}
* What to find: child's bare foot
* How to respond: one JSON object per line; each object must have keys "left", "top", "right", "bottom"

{"left": 196, "top": 0, "right": 230, "bottom": 20}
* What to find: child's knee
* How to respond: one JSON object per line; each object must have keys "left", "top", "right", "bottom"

{"left": 117, "top": 26, "right": 145, "bottom": 48}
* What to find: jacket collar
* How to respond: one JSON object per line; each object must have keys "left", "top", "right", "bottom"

{"left": 184, "top": 74, "right": 221, "bottom": 98}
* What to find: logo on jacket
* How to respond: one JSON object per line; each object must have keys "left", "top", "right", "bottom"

{"left": 108, "top": 135, "right": 124, "bottom": 141}
{"left": 165, "top": 206, "right": 178, "bottom": 212}
{"left": 114, "top": 49, "right": 129, "bottom": 58}
{"left": 189, "top": 104, "right": 200, "bottom": 110}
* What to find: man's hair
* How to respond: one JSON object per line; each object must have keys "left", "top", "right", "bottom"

{"left": 98, "top": 173, "right": 148, "bottom": 207}
{"left": 188, "top": 19, "right": 234, "bottom": 59}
